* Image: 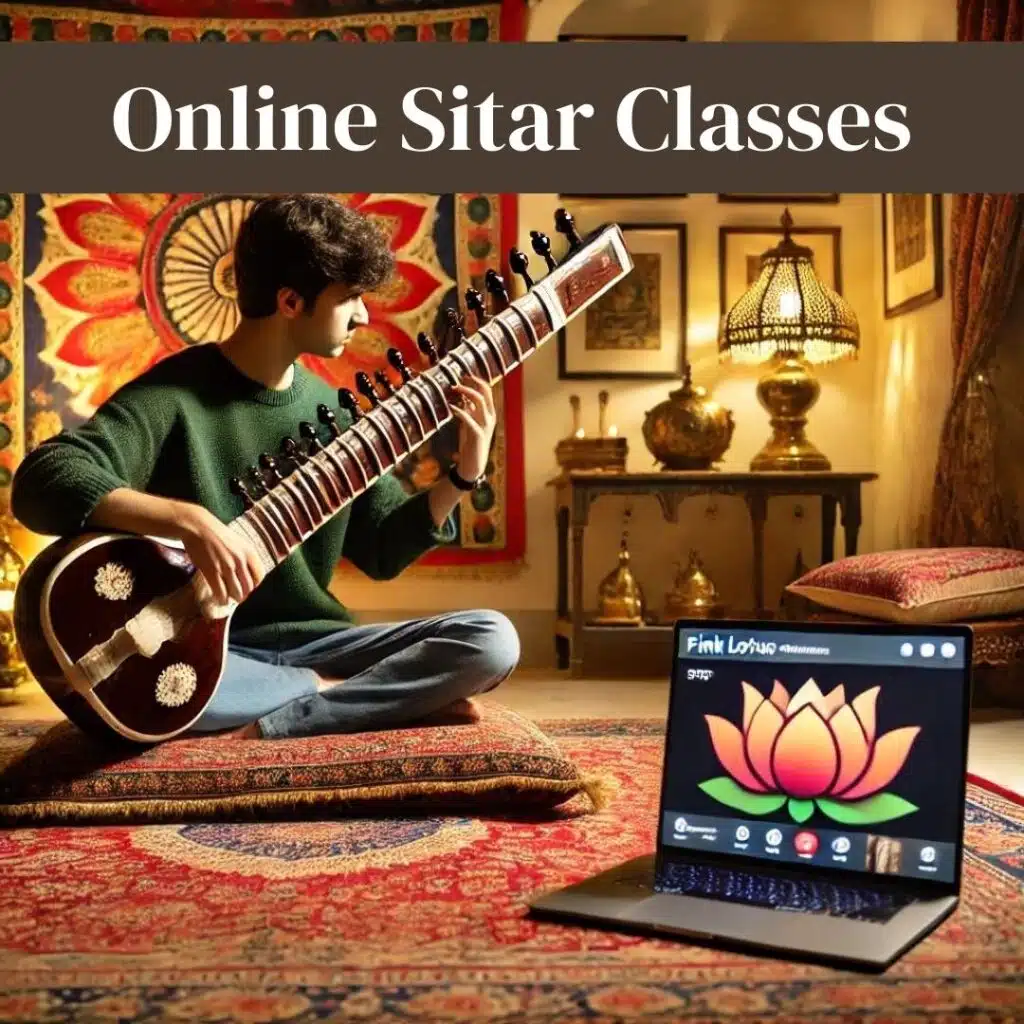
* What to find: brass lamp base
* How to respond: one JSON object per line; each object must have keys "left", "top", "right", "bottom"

{"left": 750, "top": 354, "right": 831, "bottom": 472}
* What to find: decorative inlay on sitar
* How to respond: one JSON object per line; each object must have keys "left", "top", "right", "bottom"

{"left": 14, "top": 211, "right": 634, "bottom": 745}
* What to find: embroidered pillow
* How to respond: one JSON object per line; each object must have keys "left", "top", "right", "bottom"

{"left": 785, "top": 547, "right": 1024, "bottom": 623}
{"left": 0, "top": 702, "right": 612, "bottom": 826}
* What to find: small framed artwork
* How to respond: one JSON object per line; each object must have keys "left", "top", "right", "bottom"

{"left": 882, "top": 193, "right": 943, "bottom": 318}
{"left": 558, "top": 222, "right": 687, "bottom": 380}
{"left": 719, "top": 194, "right": 839, "bottom": 203}
{"left": 719, "top": 225, "right": 842, "bottom": 318}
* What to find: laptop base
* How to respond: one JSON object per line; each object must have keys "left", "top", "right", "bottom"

{"left": 528, "top": 854, "right": 958, "bottom": 973}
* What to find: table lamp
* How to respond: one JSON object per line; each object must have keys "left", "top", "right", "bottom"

{"left": 719, "top": 209, "right": 859, "bottom": 472}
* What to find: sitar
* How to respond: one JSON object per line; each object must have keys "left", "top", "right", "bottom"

{"left": 12, "top": 210, "right": 633, "bottom": 746}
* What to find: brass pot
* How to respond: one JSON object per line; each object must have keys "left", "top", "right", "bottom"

{"left": 664, "top": 550, "right": 724, "bottom": 620}
{"left": 642, "top": 363, "right": 735, "bottom": 471}
{"left": 594, "top": 540, "right": 646, "bottom": 625}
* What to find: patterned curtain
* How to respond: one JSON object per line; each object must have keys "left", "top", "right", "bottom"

{"left": 927, "top": 1, "right": 1024, "bottom": 548}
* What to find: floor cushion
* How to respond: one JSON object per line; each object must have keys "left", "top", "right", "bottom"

{"left": 785, "top": 547, "right": 1024, "bottom": 623}
{"left": 0, "top": 702, "right": 612, "bottom": 826}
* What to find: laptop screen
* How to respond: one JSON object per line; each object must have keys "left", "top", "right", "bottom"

{"left": 657, "top": 621, "right": 972, "bottom": 888}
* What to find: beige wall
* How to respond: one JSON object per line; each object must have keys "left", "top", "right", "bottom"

{"left": 334, "top": 0, "right": 957, "bottom": 665}
{"left": 869, "top": 0, "right": 956, "bottom": 550}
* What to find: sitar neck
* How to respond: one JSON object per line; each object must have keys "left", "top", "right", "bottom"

{"left": 227, "top": 216, "right": 633, "bottom": 575}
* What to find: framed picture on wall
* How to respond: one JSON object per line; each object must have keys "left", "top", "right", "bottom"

{"left": 719, "top": 224, "right": 842, "bottom": 318}
{"left": 719, "top": 194, "right": 839, "bottom": 203}
{"left": 882, "top": 193, "right": 943, "bottom": 318}
{"left": 558, "top": 222, "right": 687, "bottom": 380}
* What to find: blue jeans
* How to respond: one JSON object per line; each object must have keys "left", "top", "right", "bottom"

{"left": 188, "top": 609, "right": 520, "bottom": 739}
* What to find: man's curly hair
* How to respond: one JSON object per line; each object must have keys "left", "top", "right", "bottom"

{"left": 233, "top": 193, "right": 395, "bottom": 318}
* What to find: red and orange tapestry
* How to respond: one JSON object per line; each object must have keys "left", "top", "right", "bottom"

{"left": 0, "top": 1, "right": 526, "bottom": 568}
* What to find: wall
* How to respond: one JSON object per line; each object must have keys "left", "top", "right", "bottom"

{"left": 869, "top": 0, "right": 956, "bottom": 549}
{"left": 334, "top": 0, "right": 956, "bottom": 667}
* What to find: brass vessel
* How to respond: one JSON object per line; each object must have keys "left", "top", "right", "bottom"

{"left": 642, "top": 363, "right": 735, "bottom": 471}
{"left": 750, "top": 354, "right": 830, "bottom": 471}
{"left": 594, "top": 537, "right": 646, "bottom": 625}
{"left": 663, "top": 550, "right": 724, "bottom": 620}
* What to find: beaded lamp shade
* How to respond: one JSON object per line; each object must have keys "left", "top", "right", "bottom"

{"left": 720, "top": 210, "right": 859, "bottom": 363}
{"left": 719, "top": 209, "right": 860, "bottom": 472}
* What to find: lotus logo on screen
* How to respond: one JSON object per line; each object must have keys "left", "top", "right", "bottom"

{"left": 700, "top": 680, "right": 921, "bottom": 826}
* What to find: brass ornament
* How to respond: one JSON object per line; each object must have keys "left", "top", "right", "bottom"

{"left": 642, "top": 363, "right": 735, "bottom": 471}
{"left": 663, "top": 550, "right": 724, "bottom": 621}
{"left": 593, "top": 505, "right": 645, "bottom": 625}
{"left": 594, "top": 539, "right": 646, "bottom": 625}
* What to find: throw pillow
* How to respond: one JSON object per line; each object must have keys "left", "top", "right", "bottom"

{"left": 0, "top": 702, "right": 613, "bottom": 825}
{"left": 785, "top": 547, "right": 1024, "bottom": 623}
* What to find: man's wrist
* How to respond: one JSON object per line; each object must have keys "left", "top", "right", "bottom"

{"left": 448, "top": 462, "right": 482, "bottom": 492}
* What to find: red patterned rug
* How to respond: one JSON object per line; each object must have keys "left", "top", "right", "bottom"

{"left": 1, "top": 718, "right": 1022, "bottom": 1022}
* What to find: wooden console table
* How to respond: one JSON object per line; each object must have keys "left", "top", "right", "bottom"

{"left": 551, "top": 470, "right": 878, "bottom": 678}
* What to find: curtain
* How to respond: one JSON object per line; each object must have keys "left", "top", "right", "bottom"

{"left": 927, "top": 0, "right": 1024, "bottom": 547}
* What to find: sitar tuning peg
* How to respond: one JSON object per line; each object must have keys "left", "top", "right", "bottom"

{"left": 530, "top": 230, "right": 556, "bottom": 273}
{"left": 484, "top": 269, "right": 509, "bottom": 308}
{"left": 230, "top": 476, "right": 254, "bottom": 508}
{"left": 387, "top": 347, "right": 413, "bottom": 383}
{"left": 509, "top": 248, "right": 534, "bottom": 289}
{"left": 281, "top": 436, "right": 306, "bottom": 463}
{"left": 338, "top": 387, "right": 362, "bottom": 420}
{"left": 248, "top": 466, "right": 269, "bottom": 495}
{"left": 258, "top": 452, "right": 283, "bottom": 480}
{"left": 299, "top": 421, "right": 322, "bottom": 453}
{"left": 417, "top": 332, "right": 439, "bottom": 366}
{"left": 317, "top": 403, "right": 342, "bottom": 437}
{"left": 374, "top": 369, "right": 396, "bottom": 397}
{"left": 355, "top": 371, "right": 381, "bottom": 407}
{"left": 555, "top": 207, "right": 582, "bottom": 251}
{"left": 465, "top": 287, "right": 488, "bottom": 326}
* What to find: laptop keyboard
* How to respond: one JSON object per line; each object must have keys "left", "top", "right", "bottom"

{"left": 650, "top": 859, "right": 915, "bottom": 923}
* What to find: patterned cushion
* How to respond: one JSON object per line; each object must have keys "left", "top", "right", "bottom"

{"left": 785, "top": 547, "right": 1024, "bottom": 623}
{"left": 0, "top": 703, "right": 611, "bottom": 826}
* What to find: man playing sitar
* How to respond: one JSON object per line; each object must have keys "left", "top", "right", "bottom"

{"left": 11, "top": 194, "right": 521, "bottom": 740}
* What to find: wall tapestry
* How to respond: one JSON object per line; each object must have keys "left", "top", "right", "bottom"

{"left": 0, "top": 0, "right": 525, "bottom": 570}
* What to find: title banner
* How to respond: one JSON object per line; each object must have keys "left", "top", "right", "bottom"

{"left": 0, "top": 42, "right": 1020, "bottom": 191}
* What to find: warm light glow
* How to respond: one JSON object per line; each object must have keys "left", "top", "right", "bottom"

{"left": 574, "top": 427, "right": 586, "bottom": 439}
{"left": 607, "top": 424, "right": 618, "bottom": 437}
{"left": 0, "top": 589, "right": 13, "bottom": 613}
{"left": 778, "top": 290, "right": 802, "bottom": 318}
{"left": 719, "top": 211, "right": 859, "bottom": 367}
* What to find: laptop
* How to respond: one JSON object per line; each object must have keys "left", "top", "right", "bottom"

{"left": 529, "top": 618, "right": 973, "bottom": 972}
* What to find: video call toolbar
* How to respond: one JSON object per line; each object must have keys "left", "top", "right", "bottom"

{"left": 660, "top": 811, "right": 956, "bottom": 884}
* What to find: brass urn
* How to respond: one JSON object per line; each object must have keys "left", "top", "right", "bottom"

{"left": 664, "top": 550, "right": 724, "bottom": 620}
{"left": 594, "top": 537, "right": 646, "bottom": 625}
{"left": 642, "top": 363, "right": 735, "bottom": 471}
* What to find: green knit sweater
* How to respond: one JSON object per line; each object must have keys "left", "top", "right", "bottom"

{"left": 10, "top": 343, "right": 456, "bottom": 650}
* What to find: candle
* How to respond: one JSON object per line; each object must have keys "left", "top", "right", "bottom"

{"left": 608, "top": 424, "right": 618, "bottom": 437}
{"left": 575, "top": 427, "right": 586, "bottom": 439}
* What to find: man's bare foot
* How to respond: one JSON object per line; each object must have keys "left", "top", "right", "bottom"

{"left": 415, "top": 698, "right": 482, "bottom": 727}
{"left": 225, "top": 721, "right": 262, "bottom": 739}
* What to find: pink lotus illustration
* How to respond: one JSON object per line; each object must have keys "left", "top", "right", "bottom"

{"left": 700, "top": 680, "right": 921, "bottom": 825}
